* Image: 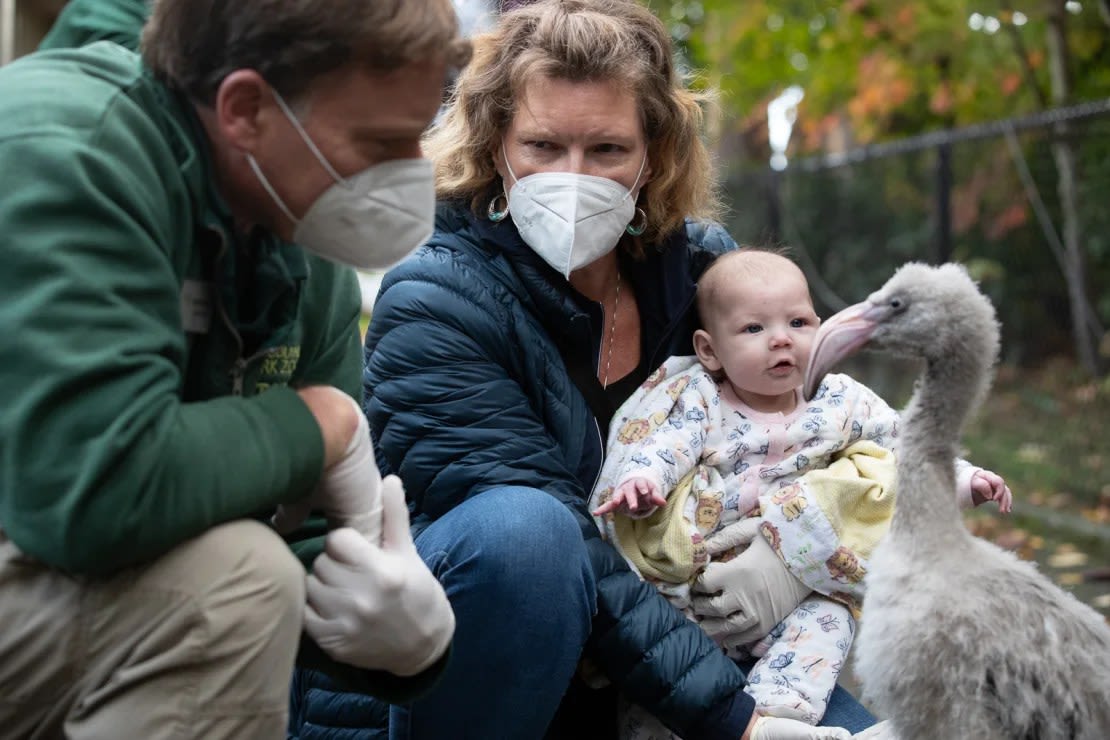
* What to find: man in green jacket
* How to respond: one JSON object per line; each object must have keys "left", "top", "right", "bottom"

{"left": 0, "top": 1, "right": 470, "bottom": 737}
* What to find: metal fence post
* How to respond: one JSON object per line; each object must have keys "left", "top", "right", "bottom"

{"left": 1, "top": 0, "right": 16, "bottom": 66}
{"left": 934, "top": 140, "right": 953, "bottom": 265}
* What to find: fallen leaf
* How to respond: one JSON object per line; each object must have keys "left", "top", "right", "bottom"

{"left": 1017, "top": 443, "right": 1047, "bottom": 463}
{"left": 1048, "top": 551, "right": 1089, "bottom": 569}
{"left": 1094, "top": 594, "right": 1110, "bottom": 610}
{"left": 1057, "top": 572, "right": 1083, "bottom": 586}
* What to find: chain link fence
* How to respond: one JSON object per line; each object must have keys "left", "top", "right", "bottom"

{"left": 723, "top": 100, "right": 1110, "bottom": 378}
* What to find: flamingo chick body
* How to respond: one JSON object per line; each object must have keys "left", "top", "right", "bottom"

{"left": 804, "top": 262, "right": 1110, "bottom": 739}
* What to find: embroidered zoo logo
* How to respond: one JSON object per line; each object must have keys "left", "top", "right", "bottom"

{"left": 254, "top": 345, "right": 301, "bottom": 393}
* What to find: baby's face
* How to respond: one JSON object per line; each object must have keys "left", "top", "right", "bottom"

{"left": 704, "top": 271, "right": 819, "bottom": 411}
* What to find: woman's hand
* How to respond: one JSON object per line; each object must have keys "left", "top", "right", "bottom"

{"left": 690, "top": 518, "right": 811, "bottom": 648}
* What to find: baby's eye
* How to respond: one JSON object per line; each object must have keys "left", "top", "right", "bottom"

{"left": 790, "top": 318, "right": 809, "bottom": 328}
{"left": 743, "top": 324, "right": 762, "bottom": 334}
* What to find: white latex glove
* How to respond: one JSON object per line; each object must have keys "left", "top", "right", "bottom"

{"left": 690, "top": 518, "right": 812, "bottom": 648}
{"left": 751, "top": 716, "right": 852, "bottom": 740}
{"left": 273, "top": 392, "right": 383, "bottom": 543}
{"left": 304, "top": 475, "right": 455, "bottom": 675}
{"left": 851, "top": 721, "right": 899, "bottom": 739}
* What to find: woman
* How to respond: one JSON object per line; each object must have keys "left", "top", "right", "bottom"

{"left": 294, "top": 1, "right": 877, "bottom": 738}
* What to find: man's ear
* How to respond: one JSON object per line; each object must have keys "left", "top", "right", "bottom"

{"left": 214, "top": 69, "right": 271, "bottom": 152}
{"left": 693, "top": 328, "right": 721, "bottom": 372}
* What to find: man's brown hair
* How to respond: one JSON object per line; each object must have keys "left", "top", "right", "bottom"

{"left": 141, "top": 0, "right": 472, "bottom": 104}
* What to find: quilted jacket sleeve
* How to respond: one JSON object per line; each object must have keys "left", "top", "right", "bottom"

{"left": 363, "top": 244, "right": 754, "bottom": 739}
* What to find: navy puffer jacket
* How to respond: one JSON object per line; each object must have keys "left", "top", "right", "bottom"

{"left": 294, "top": 203, "right": 755, "bottom": 740}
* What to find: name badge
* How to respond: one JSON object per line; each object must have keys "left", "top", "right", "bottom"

{"left": 180, "top": 279, "right": 214, "bottom": 334}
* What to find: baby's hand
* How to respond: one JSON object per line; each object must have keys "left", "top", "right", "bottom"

{"left": 970, "top": 469, "right": 1012, "bottom": 513}
{"left": 593, "top": 476, "right": 666, "bottom": 517}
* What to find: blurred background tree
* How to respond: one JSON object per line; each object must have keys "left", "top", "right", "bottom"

{"left": 650, "top": 0, "right": 1110, "bottom": 379}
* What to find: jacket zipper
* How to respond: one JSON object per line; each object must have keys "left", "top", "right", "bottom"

{"left": 210, "top": 231, "right": 283, "bottom": 396}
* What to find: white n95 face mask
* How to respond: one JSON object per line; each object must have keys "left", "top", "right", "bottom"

{"left": 503, "top": 145, "right": 646, "bottom": 279}
{"left": 247, "top": 90, "right": 435, "bottom": 270}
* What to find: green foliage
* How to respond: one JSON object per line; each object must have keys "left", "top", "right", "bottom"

{"left": 964, "top": 359, "right": 1110, "bottom": 509}
{"left": 651, "top": 0, "right": 1110, "bottom": 149}
{"left": 654, "top": 0, "right": 1110, "bottom": 372}
{"left": 723, "top": 116, "right": 1110, "bottom": 368}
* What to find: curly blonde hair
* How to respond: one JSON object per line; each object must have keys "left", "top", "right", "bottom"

{"left": 423, "top": 0, "right": 721, "bottom": 250}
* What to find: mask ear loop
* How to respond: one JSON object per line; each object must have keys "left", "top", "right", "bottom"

{"left": 246, "top": 153, "right": 300, "bottom": 225}
{"left": 270, "top": 89, "right": 347, "bottom": 187}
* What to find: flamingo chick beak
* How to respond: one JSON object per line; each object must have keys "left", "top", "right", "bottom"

{"left": 803, "top": 301, "right": 882, "bottom": 401}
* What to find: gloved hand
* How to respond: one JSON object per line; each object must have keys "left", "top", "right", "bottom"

{"left": 690, "top": 518, "right": 812, "bottom": 648}
{"left": 273, "top": 391, "right": 383, "bottom": 543}
{"left": 750, "top": 716, "right": 851, "bottom": 740}
{"left": 304, "top": 475, "right": 455, "bottom": 675}
{"left": 851, "top": 721, "right": 899, "bottom": 739}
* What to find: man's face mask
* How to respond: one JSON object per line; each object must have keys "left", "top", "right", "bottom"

{"left": 501, "top": 143, "right": 646, "bottom": 279}
{"left": 246, "top": 89, "right": 435, "bottom": 270}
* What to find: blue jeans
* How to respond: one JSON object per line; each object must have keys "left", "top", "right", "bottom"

{"left": 818, "top": 685, "right": 875, "bottom": 732}
{"left": 389, "top": 486, "right": 597, "bottom": 739}
{"left": 391, "top": 486, "right": 874, "bottom": 737}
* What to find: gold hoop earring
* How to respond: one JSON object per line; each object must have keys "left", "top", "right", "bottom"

{"left": 626, "top": 207, "right": 647, "bottom": 236}
{"left": 488, "top": 193, "right": 509, "bottom": 223}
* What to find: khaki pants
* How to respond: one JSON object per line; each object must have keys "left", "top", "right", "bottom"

{"left": 0, "top": 520, "right": 305, "bottom": 740}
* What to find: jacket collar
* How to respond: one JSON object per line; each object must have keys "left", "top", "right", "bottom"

{"left": 438, "top": 202, "right": 699, "bottom": 357}
{"left": 157, "top": 77, "right": 308, "bottom": 349}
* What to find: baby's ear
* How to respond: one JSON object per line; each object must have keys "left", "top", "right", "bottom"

{"left": 693, "top": 329, "right": 721, "bottom": 372}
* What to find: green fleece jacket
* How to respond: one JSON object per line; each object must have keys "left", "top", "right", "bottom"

{"left": 0, "top": 39, "right": 360, "bottom": 574}
{"left": 0, "top": 27, "right": 444, "bottom": 701}
{"left": 38, "top": 0, "right": 149, "bottom": 51}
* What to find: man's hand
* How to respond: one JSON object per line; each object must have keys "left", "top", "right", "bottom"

{"left": 274, "top": 389, "right": 382, "bottom": 541}
{"left": 303, "top": 475, "right": 455, "bottom": 676}
{"left": 970, "top": 469, "right": 1012, "bottom": 513}
{"left": 746, "top": 716, "right": 852, "bottom": 740}
{"left": 592, "top": 476, "right": 666, "bottom": 517}
{"left": 690, "top": 518, "right": 811, "bottom": 649}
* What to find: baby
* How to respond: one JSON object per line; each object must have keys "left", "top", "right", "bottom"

{"left": 591, "top": 248, "right": 1011, "bottom": 735}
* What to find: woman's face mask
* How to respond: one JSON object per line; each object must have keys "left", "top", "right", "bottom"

{"left": 246, "top": 90, "right": 435, "bottom": 271}
{"left": 502, "top": 143, "right": 646, "bottom": 279}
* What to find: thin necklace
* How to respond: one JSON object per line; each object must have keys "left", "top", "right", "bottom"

{"left": 602, "top": 271, "right": 622, "bottom": 388}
